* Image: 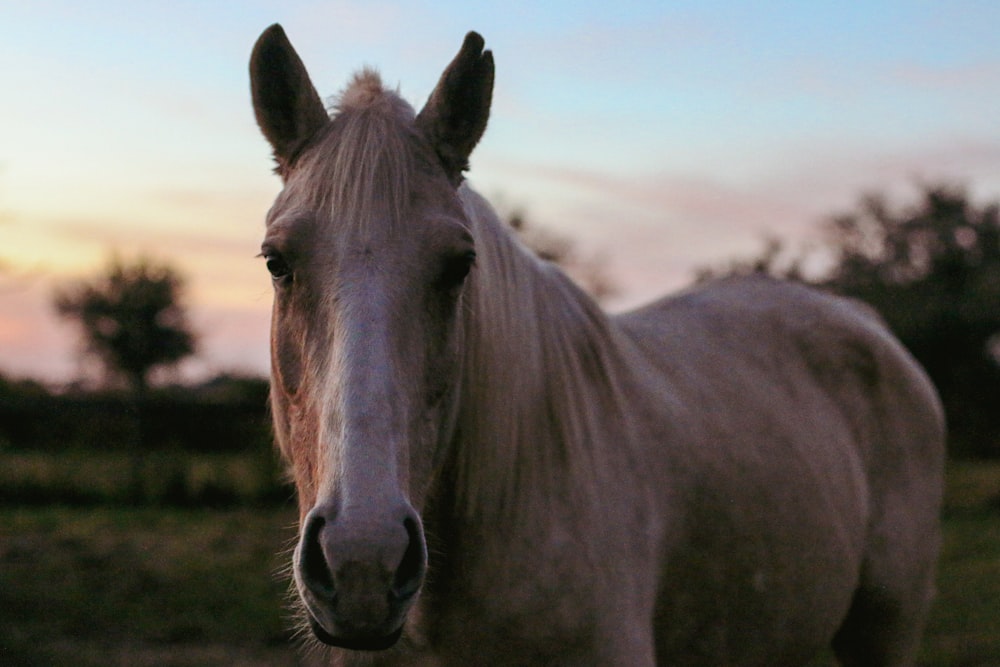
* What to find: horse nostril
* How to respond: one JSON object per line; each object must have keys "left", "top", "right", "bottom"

{"left": 391, "top": 516, "right": 426, "bottom": 601}
{"left": 297, "top": 504, "right": 426, "bottom": 614}
{"left": 300, "top": 512, "right": 335, "bottom": 598}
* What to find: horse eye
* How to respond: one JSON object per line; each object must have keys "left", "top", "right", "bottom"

{"left": 439, "top": 250, "right": 476, "bottom": 288}
{"left": 264, "top": 253, "right": 292, "bottom": 281}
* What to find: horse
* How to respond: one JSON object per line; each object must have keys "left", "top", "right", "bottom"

{"left": 249, "top": 25, "right": 945, "bottom": 666}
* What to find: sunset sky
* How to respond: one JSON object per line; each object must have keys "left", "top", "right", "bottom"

{"left": 2, "top": 1, "right": 999, "bottom": 383}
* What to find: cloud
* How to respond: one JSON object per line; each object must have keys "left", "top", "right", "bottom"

{"left": 888, "top": 60, "right": 1000, "bottom": 90}
{"left": 522, "top": 163, "right": 808, "bottom": 228}
{"left": 43, "top": 218, "right": 253, "bottom": 262}
{"left": 0, "top": 280, "right": 79, "bottom": 381}
{"left": 513, "top": 11, "right": 718, "bottom": 83}
{"left": 188, "top": 303, "right": 271, "bottom": 377}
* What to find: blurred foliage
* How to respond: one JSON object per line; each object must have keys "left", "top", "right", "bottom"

{"left": 699, "top": 183, "right": 1000, "bottom": 457}
{"left": 54, "top": 257, "right": 196, "bottom": 393}
{"left": 0, "top": 374, "right": 271, "bottom": 453}
{"left": 0, "top": 374, "right": 289, "bottom": 507}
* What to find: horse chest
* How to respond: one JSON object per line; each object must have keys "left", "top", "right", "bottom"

{"left": 412, "top": 518, "right": 642, "bottom": 664}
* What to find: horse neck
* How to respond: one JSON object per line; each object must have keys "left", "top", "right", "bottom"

{"left": 444, "top": 190, "right": 629, "bottom": 524}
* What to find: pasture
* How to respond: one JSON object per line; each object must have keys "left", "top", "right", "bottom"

{"left": 0, "top": 461, "right": 997, "bottom": 665}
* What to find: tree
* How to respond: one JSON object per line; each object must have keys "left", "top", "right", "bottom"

{"left": 697, "top": 183, "right": 1000, "bottom": 456}
{"left": 55, "top": 257, "right": 196, "bottom": 393}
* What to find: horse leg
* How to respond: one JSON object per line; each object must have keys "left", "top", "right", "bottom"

{"left": 830, "top": 547, "right": 938, "bottom": 666}
{"left": 832, "top": 382, "right": 943, "bottom": 667}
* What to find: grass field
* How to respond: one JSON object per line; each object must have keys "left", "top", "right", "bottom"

{"left": 923, "top": 461, "right": 1000, "bottom": 666}
{"left": 0, "top": 462, "right": 998, "bottom": 666}
{"left": 0, "top": 450, "right": 287, "bottom": 507}
{"left": 0, "top": 506, "right": 303, "bottom": 666}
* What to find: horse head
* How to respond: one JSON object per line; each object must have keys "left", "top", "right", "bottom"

{"left": 250, "top": 24, "right": 492, "bottom": 650}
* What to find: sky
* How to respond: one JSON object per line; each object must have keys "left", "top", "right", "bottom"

{"left": 1, "top": 1, "right": 999, "bottom": 383}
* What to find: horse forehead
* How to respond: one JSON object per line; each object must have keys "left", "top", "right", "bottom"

{"left": 266, "top": 193, "right": 466, "bottom": 258}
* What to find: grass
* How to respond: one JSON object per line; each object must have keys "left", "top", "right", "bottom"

{"left": 0, "top": 506, "right": 305, "bottom": 666}
{"left": 0, "top": 462, "right": 997, "bottom": 665}
{"left": 920, "top": 460, "right": 1000, "bottom": 666}
{"left": 0, "top": 449, "right": 289, "bottom": 507}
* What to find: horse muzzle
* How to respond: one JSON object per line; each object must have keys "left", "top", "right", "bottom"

{"left": 294, "top": 502, "right": 427, "bottom": 650}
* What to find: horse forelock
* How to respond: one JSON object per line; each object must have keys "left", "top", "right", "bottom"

{"left": 293, "top": 68, "right": 419, "bottom": 242}
{"left": 333, "top": 68, "right": 397, "bottom": 113}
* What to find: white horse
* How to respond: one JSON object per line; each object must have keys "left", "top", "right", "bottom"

{"left": 250, "top": 25, "right": 944, "bottom": 666}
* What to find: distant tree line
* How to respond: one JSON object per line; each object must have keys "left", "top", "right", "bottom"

{"left": 698, "top": 183, "right": 1000, "bottom": 457}
{"left": 0, "top": 374, "right": 271, "bottom": 454}
{"left": 0, "top": 373, "right": 285, "bottom": 507}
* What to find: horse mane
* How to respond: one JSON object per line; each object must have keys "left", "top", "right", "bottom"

{"left": 296, "top": 69, "right": 417, "bottom": 241}
{"left": 450, "top": 190, "right": 634, "bottom": 523}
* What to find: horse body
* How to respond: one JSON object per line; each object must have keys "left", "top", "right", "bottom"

{"left": 617, "top": 277, "right": 943, "bottom": 665}
{"left": 249, "top": 26, "right": 944, "bottom": 666}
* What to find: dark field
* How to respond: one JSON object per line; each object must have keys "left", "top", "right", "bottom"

{"left": 0, "top": 506, "right": 305, "bottom": 666}
{"left": 1, "top": 462, "right": 998, "bottom": 666}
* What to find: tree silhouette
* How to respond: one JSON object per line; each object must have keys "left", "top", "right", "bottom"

{"left": 55, "top": 257, "right": 196, "bottom": 393}
{"left": 698, "top": 183, "right": 1000, "bottom": 456}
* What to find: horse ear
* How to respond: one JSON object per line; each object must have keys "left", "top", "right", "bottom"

{"left": 416, "top": 32, "right": 494, "bottom": 185}
{"left": 250, "top": 24, "right": 329, "bottom": 175}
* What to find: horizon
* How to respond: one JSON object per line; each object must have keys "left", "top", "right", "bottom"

{"left": 2, "top": 1, "right": 999, "bottom": 383}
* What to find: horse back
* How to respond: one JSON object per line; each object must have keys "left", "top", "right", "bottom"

{"left": 615, "top": 275, "right": 943, "bottom": 474}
